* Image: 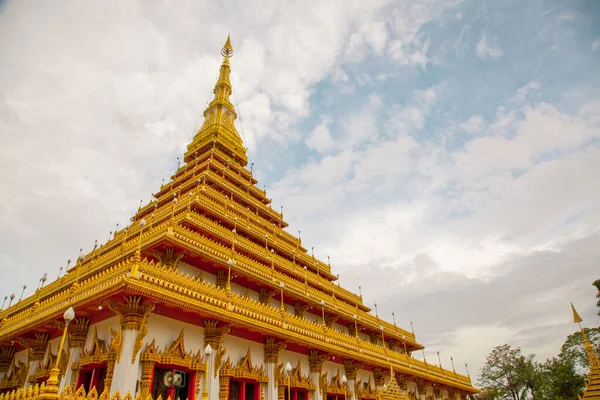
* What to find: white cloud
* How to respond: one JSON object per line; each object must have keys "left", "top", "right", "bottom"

{"left": 306, "top": 116, "right": 335, "bottom": 153}
{"left": 592, "top": 39, "right": 600, "bottom": 51}
{"left": 457, "top": 114, "right": 485, "bottom": 134}
{"left": 476, "top": 32, "right": 503, "bottom": 60}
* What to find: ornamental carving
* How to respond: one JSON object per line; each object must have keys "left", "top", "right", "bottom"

{"left": 26, "top": 333, "right": 49, "bottom": 361}
{"left": 343, "top": 360, "right": 362, "bottom": 381}
{"left": 78, "top": 327, "right": 108, "bottom": 367}
{"left": 204, "top": 320, "right": 229, "bottom": 378}
{"left": 379, "top": 373, "right": 406, "bottom": 400}
{"left": 30, "top": 346, "right": 67, "bottom": 383}
{"left": 220, "top": 347, "right": 268, "bottom": 383}
{"left": 319, "top": 370, "right": 347, "bottom": 397}
{"left": 354, "top": 378, "right": 378, "bottom": 400}
{"left": 0, "top": 358, "right": 28, "bottom": 390}
{"left": 0, "top": 347, "right": 15, "bottom": 374}
{"left": 276, "top": 360, "right": 315, "bottom": 391}
{"left": 264, "top": 337, "right": 286, "bottom": 364}
{"left": 108, "top": 296, "right": 154, "bottom": 364}
{"left": 69, "top": 318, "right": 90, "bottom": 349}
{"left": 308, "top": 350, "right": 328, "bottom": 373}
{"left": 138, "top": 332, "right": 205, "bottom": 399}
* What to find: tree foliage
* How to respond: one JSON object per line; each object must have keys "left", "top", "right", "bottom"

{"left": 479, "top": 345, "right": 530, "bottom": 400}
{"left": 535, "top": 358, "right": 585, "bottom": 400}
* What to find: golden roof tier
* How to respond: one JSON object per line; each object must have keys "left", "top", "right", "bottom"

{"left": 0, "top": 37, "right": 479, "bottom": 400}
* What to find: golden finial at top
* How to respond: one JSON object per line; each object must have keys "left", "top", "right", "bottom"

{"left": 571, "top": 302, "right": 583, "bottom": 324}
{"left": 221, "top": 34, "right": 233, "bottom": 58}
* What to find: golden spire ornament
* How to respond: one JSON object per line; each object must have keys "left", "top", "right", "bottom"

{"left": 570, "top": 303, "right": 600, "bottom": 399}
{"left": 222, "top": 34, "right": 233, "bottom": 58}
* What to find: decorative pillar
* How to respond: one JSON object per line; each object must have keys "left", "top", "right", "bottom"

{"left": 416, "top": 380, "right": 426, "bottom": 400}
{"left": 308, "top": 351, "right": 328, "bottom": 400}
{"left": 343, "top": 361, "right": 361, "bottom": 400}
{"left": 0, "top": 347, "right": 15, "bottom": 382}
{"left": 219, "top": 376, "right": 230, "bottom": 400}
{"left": 22, "top": 334, "right": 49, "bottom": 386}
{"left": 108, "top": 296, "right": 155, "bottom": 396}
{"left": 59, "top": 318, "right": 89, "bottom": 391}
{"left": 139, "top": 357, "right": 155, "bottom": 398}
{"left": 204, "top": 320, "right": 230, "bottom": 400}
{"left": 264, "top": 338, "right": 286, "bottom": 400}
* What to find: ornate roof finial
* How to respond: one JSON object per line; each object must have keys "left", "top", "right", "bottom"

{"left": 222, "top": 34, "right": 233, "bottom": 59}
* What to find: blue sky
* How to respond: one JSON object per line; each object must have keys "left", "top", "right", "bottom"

{"left": 0, "top": 0, "right": 599, "bottom": 383}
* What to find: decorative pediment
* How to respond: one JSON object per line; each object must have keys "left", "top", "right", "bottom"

{"left": 276, "top": 360, "right": 315, "bottom": 391}
{"left": 78, "top": 327, "right": 108, "bottom": 367}
{"left": 162, "top": 330, "right": 193, "bottom": 366}
{"left": 355, "top": 378, "right": 378, "bottom": 400}
{"left": 139, "top": 332, "right": 204, "bottom": 372}
{"left": 220, "top": 347, "right": 268, "bottom": 383}
{"left": 320, "top": 371, "right": 347, "bottom": 396}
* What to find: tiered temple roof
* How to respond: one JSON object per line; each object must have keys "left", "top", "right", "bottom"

{"left": 0, "top": 36, "right": 478, "bottom": 397}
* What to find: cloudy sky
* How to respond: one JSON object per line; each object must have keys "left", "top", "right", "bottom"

{"left": 1, "top": 0, "right": 599, "bottom": 383}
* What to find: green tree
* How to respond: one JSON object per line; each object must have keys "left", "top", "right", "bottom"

{"left": 536, "top": 357, "right": 585, "bottom": 400}
{"left": 558, "top": 327, "right": 600, "bottom": 373}
{"left": 479, "top": 345, "right": 530, "bottom": 400}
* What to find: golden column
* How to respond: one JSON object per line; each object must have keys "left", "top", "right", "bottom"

{"left": 39, "top": 307, "right": 75, "bottom": 400}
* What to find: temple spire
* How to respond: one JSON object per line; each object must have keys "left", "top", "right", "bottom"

{"left": 184, "top": 34, "right": 247, "bottom": 165}
{"left": 570, "top": 303, "right": 600, "bottom": 399}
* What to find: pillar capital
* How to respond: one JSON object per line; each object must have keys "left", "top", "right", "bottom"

{"left": 264, "top": 337, "right": 286, "bottom": 364}
{"left": 68, "top": 318, "right": 90, "bottom": 349}
{"left": 26, "top": 333, "right": 49, "bottom": 361}
{"left": 308, "top": 350, "right": 328, "bottom": 373}
{"left": 0, "top": 347, "right": 15, "bottom": 373}
{"left": 343, "top": 360, "right": 362, "bottom": 381}
{"left": 109, "top": 296, "right": 155, "bottom": 331}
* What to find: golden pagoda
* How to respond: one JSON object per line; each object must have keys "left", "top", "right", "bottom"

{"left": 0, "top": 37, "right": 479, "bottom": 400}
{"left": 572, "top": 304, "right": 600, "bottom": 399}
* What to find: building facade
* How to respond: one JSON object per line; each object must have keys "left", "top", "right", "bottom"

{"left": 0, "top": 37, "right": 479, "bottom": 400}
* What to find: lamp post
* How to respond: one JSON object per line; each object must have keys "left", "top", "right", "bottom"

{"left": 40, "top": 307, "right": 75, "bottom": 400}
{"left": 320, "top": 300, "right": 326, "bottom": 326}
{"left": 285, "top": 362, "right": 292, "bottom": 400}
{"left": 203, "top": 344, "right": 212, "bottom": 400}
{"left": 279, "top": 282, "right": 285, "bottom": 312}
{"left": 341, "top": 374, "right": 348, "bottom": 400}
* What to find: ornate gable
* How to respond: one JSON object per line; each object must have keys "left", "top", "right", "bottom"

{"left": 276, "top": 360, "right": 315, "bottom": 391}
{"left": 220, "top": 347, "right": 268, "bottom": 383}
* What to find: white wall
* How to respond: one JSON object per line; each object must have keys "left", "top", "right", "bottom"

{"left": 279, "top": 350, "right": 309, "bottom": 374}
{"left": 145, "top": 314, "right": 205, "bottom": 353}
{"left": 221, "top": 334, "right": 264, "bottom": 365}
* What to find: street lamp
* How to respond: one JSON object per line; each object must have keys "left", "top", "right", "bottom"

{"left": 341, "top": 374, "right": 348, "bottom": 400}
{"left": 285, "top": 362, "right": 292, "bottom": 400}
{"left": 320, "top": 300, "right": 325, "bottom": 326}
{"left": 41, "top": 307, "right": 75, "bottom": 399}
{"left": 227, "top": 258, "right": 233, "bottom": 290}
{"left": 203, "top": 344, "right": 213, "bottom": 400}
